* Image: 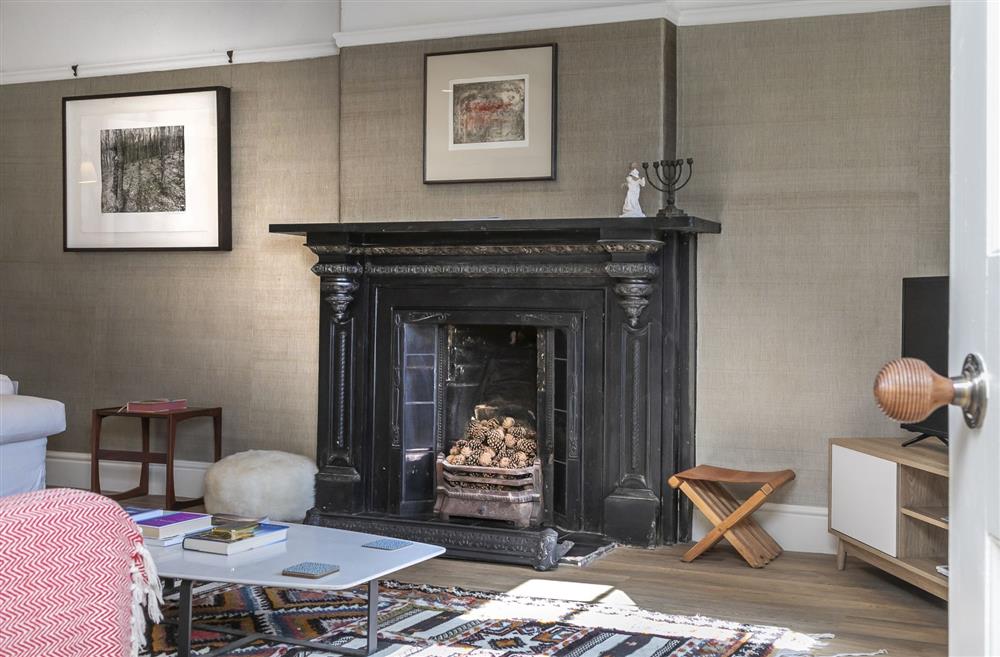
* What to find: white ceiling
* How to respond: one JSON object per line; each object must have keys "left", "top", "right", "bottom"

{"left": 0, "top": 0, "right": 340, "bottom": 83}
{"left": 0, "top": 0, "right": 948, "bottom": 85}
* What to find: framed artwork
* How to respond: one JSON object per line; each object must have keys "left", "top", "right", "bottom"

{"left": 63, "top": 87, "right": 231, "bottom": 251}
{"left": 423, "top": 44, "right": 556, "bottom": 184}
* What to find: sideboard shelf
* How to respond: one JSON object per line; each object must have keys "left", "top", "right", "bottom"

{"left": 829, "top": 437, "right": 949, "bottom": 601}
{"left": 900, "top": 505, "right": 949, "bottom": 530}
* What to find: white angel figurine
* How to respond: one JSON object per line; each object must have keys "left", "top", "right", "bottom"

{"left": 620, "top": 162, "right": 646, "bottom": 217}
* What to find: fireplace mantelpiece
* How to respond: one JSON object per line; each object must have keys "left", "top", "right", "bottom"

{"left": 271, "top": 216, "right": 720, "bottom": 567}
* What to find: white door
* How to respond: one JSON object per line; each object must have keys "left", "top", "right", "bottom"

{"left": 950, "top": 1, "right": 1000, "bottom": 654}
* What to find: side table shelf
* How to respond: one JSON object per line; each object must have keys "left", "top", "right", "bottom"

{"left": 829, "top": 437, "right": 949, "bottom": 601}
{"left": 90, "top": 406, "right": 222, "bottom": 510}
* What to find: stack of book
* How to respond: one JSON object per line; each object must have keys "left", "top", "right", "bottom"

{"left": 182, "top": 521, "right": 288, "bottom": 555}
{"left": 128, "top": 509, "right": 214, "bottom": 547}
{"left": 125, "top": 507, "right": 288, "bottom": 555}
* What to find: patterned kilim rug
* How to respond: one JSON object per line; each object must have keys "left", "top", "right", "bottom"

{"left": 145, "top": 580, "right": 824, "bottom": 657}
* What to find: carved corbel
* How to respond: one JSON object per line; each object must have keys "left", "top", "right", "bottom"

{"left": 606, "top": 262, "right": 658, "bottom": 328}
{"left": 312, "top": 263, "right": 363, "bottom": 323}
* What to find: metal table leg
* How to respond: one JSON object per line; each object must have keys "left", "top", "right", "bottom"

{"left": 367, "top": 579, "right": 379, "bottom": 655}
{"left": 177, "top": 579, "right": 193, "bottom": 657}
{"left": 165, "top": 578, "right": 382, "bottom": 657}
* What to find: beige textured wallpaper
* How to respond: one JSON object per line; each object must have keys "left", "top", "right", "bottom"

{"left": 0, "top": 7, "right": 950, "bottom": 511}
{"left": 0, "top": 57, "right": 338, "bottom": 461}
{"left": 677, "top": 7, "right": 950, "bottom": 506}
{"left": 339, "top": 20, "right": 674, "bottom": 221}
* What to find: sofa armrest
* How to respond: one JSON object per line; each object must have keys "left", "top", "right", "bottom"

{"left": 0, "top": 395, "right": 66, "bottom": 445}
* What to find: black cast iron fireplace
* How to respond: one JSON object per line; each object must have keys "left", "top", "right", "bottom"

{"left": 270, "top": 216, "right": 719, "bottom": 569}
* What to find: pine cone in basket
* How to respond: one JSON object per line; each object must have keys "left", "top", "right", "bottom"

{"left": 478, "top": 452, "right": 494, "bottom": 467}
{"left": 460, "top": 446, "right": 473, "bottom": 457}
{"left": 504, "top": 433, "right": 517, "bottom": 448}
{"left": 486, "top": 434, "right": 504, "bottom": 452}
{"left": 468, "top": 422, "right": 489, "bottom": 441}
{"left": 499, "top": 456, "right": 512, "bottom": 468}
{"left": 486, "top": 427, "right": 505, "bottom": 442}
{"left": 514, "top": 450, "right": 529, "bottom": 465}
{"left": 449, "top": 445, "right": 460, "bottom": 456}
{"left": 509, "top": 425, "right": 527, "bottom": 439}
{"left": 501, "top": 416, "right": 515, "bottom": 429}
{"left": 515, "top": 438, "right": 537, "bottom": 454}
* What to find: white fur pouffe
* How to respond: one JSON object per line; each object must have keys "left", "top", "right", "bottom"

{"left": 204, "top": 450, "right": 317, "bottom": 522}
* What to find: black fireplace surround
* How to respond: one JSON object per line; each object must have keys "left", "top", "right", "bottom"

{"left": 271, "top": 216, "right": 719, "bottom": 569}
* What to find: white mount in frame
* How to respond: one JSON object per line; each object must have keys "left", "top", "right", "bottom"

{"left": 424, "top": 44, "right": 556, "bottom": 184}
{"left": 63, "top": 86, "right": 231, "bottom": 251}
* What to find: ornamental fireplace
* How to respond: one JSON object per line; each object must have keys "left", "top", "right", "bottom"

{"left": 270, "top": 216, "right": 719, "bottom": 569}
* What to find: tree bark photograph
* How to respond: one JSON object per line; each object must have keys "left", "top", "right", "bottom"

{"left": 99, "top": 125, "right": 185, "bottom": 213}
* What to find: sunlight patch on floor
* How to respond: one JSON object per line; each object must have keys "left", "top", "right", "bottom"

{"left": 506, "top": 579, "right": 617, "bottom": 602}
{"left": 461, "top": 579, "right": 637, "bottom": 624}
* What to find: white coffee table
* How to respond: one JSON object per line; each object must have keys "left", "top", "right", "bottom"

{"left": 148, "top": 523, "right": 445, "bottom": 657}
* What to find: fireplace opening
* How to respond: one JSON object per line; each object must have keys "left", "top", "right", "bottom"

{"left": 397, "top": 319, "right": 578, "bottom": 531}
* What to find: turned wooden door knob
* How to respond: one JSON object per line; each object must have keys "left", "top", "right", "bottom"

{"left": 873, "top": 358, "right": 954, "bottom": 422}
{"left": 874, "top": 355, "right": 988, "bottom": 428}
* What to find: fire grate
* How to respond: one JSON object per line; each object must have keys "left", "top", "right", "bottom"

{"left": 434, "top": 455, "right": 543, "bottom": 528}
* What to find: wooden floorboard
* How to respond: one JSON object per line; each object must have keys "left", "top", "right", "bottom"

{"left": 392, "top": 545, "right": 947, "bottom": 657}
{"left": 124, "top": 495, "right": 947, "bottom": 656}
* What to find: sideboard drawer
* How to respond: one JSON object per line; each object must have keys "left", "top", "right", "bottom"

{"left": 830, "top": 445, "right": 898, "bottom": 556}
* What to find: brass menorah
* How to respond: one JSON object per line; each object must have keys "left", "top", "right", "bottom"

{"left": 642, "top": 158, "right": 693, "bottom": 217}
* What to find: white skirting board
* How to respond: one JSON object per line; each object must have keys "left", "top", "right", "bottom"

{"left": 45, "top": 450, "right": 837, "bottom": 554}
{"left": 46, "top": 450, "right": 210, "bottom": 500}
{"left": 692, "top": 502, "right": 837, "bottom": 555}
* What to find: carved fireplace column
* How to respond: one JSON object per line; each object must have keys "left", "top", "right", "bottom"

{"left": 310, "top": 259, "right": 363, "bottom": 514}
{"left": 601, "top": 240, "right": 663, "bottom": 546}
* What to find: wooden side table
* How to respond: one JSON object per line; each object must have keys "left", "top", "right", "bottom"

{"left": 89, "top": 406, "right": 222, "bottom": 510}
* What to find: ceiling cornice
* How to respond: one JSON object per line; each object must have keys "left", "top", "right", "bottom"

{"left": 0, "top": 41, "right": 338, "bottom": 86}
{"left": 333, "top": 0, "right": 948, "bottom": 48}
{"left": 333, "top": 2, "right": 670, "bottom": 48}
{"left": 675, "top": 0, "right": 947, "bottom": 26}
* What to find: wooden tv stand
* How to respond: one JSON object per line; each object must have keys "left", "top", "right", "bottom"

{"left": 829, "top": 437, "right": 949, "bottom": 600}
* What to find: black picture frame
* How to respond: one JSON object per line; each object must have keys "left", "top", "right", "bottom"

{"left": 423, "top": 44, "right": 557, "bottom": 184}
{"left": 62, "top": 86, "right": 231, "bottom": 252}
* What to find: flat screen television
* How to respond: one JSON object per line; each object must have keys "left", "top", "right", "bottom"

{"left": 900, "top": 276, "right": 949, "bottom": 443}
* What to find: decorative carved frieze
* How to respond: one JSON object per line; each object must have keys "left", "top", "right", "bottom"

{"left": 309, "top": 243, "right": 610, "bottom": 256}
{"left": 367, "top": 263, "right": 607, "bottom": 278}
{"left": 598, "top": 239, "right": 664, "bottom": 254}
{"left": 312, "top": 263, "right": 363, "bottom": 277}
{"left": 604, "top": 262, "right": 659, "bottom": 279}
{"left": 312, "top": 260, "right": 660, "bottom": 283}
{"left": 309, "top": 240, "right": 667, "bottom": 257}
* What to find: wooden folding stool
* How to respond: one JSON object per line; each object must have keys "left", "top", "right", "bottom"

{"left": 668, "top": 465, "right": 795, "bottom": 568}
